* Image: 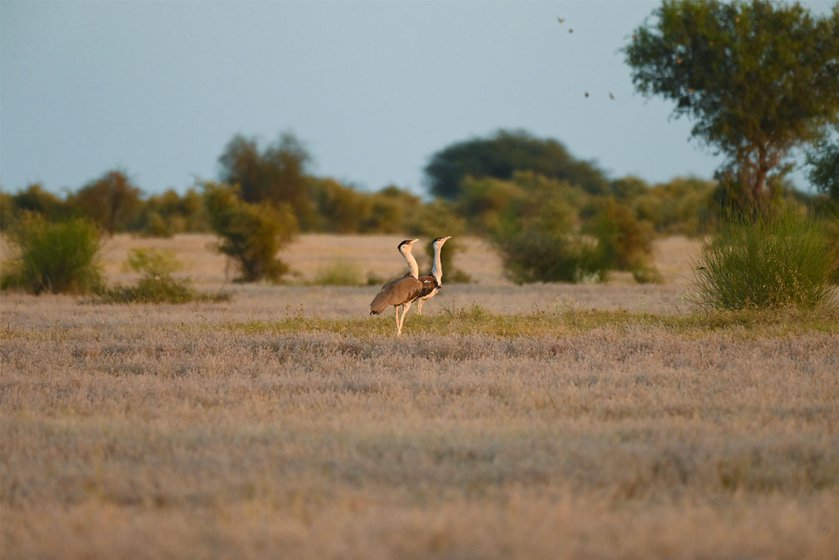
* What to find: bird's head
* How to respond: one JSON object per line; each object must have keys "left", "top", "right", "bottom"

{"left": 397, "top": 239, "right": 419, "bottom": 253}
{"left": 433, "top": 236, "right": 452, "bottom": 247}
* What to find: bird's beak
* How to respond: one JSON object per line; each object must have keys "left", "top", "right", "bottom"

{"left": 442, "top": 236, "right": 452, "bottom": 242}
{"left": 411, "top": 239, "right": 420, "bottom": 244}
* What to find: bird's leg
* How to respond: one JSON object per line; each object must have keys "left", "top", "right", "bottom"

{"left": 394, "top": 305, "right": 402, "bottom": 336}
{"left": 398, "top": 301, "right": 413, "bottom": 335}
{"left": 416, "top": 299, "right": 424, "bottom": 316}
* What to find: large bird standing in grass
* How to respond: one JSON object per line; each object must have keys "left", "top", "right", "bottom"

{"left": 414, "top": 236, "right": 451, "bottom": 315}
{"left": 369, "top": 239, "right": 431, "bottom": 336}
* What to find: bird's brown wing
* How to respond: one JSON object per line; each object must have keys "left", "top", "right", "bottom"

{"left": 415, "top": 275, "right": 440, "bottom": 300}
{"left": 370, "top": 276, "right": 424, "bottom": 315}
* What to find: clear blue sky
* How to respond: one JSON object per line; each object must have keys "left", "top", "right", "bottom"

{"left": 0, "top": 0, "right": 829, "bottom": 196}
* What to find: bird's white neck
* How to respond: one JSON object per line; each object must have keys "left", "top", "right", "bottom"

{"left": 403, "top": 249, "right": 419, "bottom": 279}
{"left": 430, "top": 243, "right": 443, "bottom": 285}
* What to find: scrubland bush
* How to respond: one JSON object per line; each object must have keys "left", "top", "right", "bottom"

{"left": 99, "top": 248, "right": 229, "bottom": 304}
{"left": 123, "top": 247, "right": 182, "bottom": 276}
{"left": 586, "top": 198, "right": 659, "bottom": 281}
{"left": 489, "top": 179, "right": 657, "bottom": 284}
{"left": 0, "top": 215, "right": 103, "bottom": 294}
{"left": 312, "top": 260, "right": 365, "bottom": 286}
{"left": 693, "top": 211, "right": 836, "bottom": 310}
{"left": 495, "top": 195, "right": 602, "bottom": 284}
{"left": 203, "top": 182, "right": 296, "bottom": 283}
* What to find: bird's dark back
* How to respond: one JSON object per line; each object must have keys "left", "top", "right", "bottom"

{"left": 370, "top": 276, "right": 424, "bottom": 314}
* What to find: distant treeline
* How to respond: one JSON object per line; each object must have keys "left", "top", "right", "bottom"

{"left": 1, "top": 129, "right": 833, "bottom": 284}
{"left": 6, "top": 128, "right": 820, "bottom": 237}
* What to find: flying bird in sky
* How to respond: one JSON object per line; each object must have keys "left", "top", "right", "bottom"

{"left": 557, "top": 16, "right": 565, "bottom": 24}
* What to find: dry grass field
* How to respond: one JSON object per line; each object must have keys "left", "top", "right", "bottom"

{"left": 2, "top": 234, "right": 838, "bottom": 559}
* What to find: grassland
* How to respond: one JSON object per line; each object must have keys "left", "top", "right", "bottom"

{"left": 2, "top": 234, "right": 838, "bottom": 559}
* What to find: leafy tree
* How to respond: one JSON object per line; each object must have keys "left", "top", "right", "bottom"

{"left": 139, "top": 187, "right": 209, "bottom": 237}
{"left": 455, "top": 177, "right": 528, "bottom": 235}
{"left": 424, "top": 129, "right": 609, "bottom": 199}
{"left": 608, "top": 176, "right": 649, "bottom": 200}
{"left": 625, "top": 0, "right": 839, "bottom": 212}
{"left": 218, "top": 132, "right": 317, "bottom": 229}
{"left": 454, "top": 172, "right": 590, "bottom": 236}
{"left": 361, "top": 186, "right": 421, "bottom": 233}
{"left": 585, "top": 198, "right": 657, "bottom": 275}
{"left": 11, "top": 183, "right": 66, "bottom": 222}
{"left": 203, "top": 182, "right": 297, "bottom": 283}
{"left": 71, "top": 170, "right": 143, "bottom": 233}
{"left": 311, "top": 178, "right": 372, "bottom": 233}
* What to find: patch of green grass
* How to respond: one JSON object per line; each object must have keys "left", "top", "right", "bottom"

{"left": 221, "top": 306, "right": 839, "bottom": 338}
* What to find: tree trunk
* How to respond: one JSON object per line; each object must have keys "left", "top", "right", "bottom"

{"left": 752, "top": 165, "right": 768, "bottom": 213}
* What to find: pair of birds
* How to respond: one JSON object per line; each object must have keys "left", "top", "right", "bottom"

{"left": 369, "top": 236, "right": 451, "bottom": 336}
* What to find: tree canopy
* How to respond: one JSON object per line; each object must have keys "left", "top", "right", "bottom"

{"left": 72, "top": 170, "right": 143, "bottom": 234}
{"left": 625, "top": 0, "right": 839, "bottom": 210}
{"left": 218, "top": 132, "right": 317, "bottom": 229}
{"left": 424, "top": 129, "right": 609, "bottom": 199}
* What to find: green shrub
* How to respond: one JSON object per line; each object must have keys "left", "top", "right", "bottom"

{"left": 586, "top": 198, "right": 659, "bottom": 282}
{"left": 496, "top": 199, "right": 603, "bottom": 284}
{"left": 1, "top": 216, "right": 103, "bottom": 294}
{"left": 494, "top": 194, "right": 603, "bottom": 284}
{"left": 98, "top": 275, "right": 229, "bottom": 304}
{"left": 693, "top": 211, "right": 836, "bottom": 310}
{"left": 203, "top": 182, "right": 297, "bottom": 283}
{"left": 312, "top": 260, "right": 365, "bottom": 286}
{"left": 99, "top": 248, "right": 229, "bottom": 304}
{"left": 497, "top": 227, "right": 602, "bottom": 284}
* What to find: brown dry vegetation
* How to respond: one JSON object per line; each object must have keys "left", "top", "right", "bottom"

{"left": 2, "top": 234, "right": 838, "bottom": 559}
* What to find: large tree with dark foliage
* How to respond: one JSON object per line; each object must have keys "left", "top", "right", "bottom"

{"left": 218, "top": 132, "right": 317, "bottom": 229}
{"left": 424, "top": 129, "right": 609, "bottom": 199}
{"left": 72, "top": 170, "right": 143, "bottom": 234}
{"left": 625, "top": 0, "right": 839, "bottom": 212}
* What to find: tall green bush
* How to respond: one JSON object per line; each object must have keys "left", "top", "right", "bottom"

{"left": 1, "top": 215, "right": 103, "bottom": 294}
{"left": 494, "top": 196, "right": 602, "bottom": 284}
{"left": 203, "top": 182, "right": 297, "bottom": 283}
{"left": 693, "top": 211, "right": 836, "bottom": 310}
{"left": 585, "top": 198, "right": 658, "bottom": 281}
